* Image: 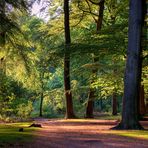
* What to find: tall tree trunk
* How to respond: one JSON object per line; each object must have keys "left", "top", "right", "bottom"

{"left": 138, "top": 0, "right": 147, "bottom": 119}
{"left": 39, "top": 92, "right": 44, "bottom": 117}
{"left": 112, "top": 60, "right": 117, "bottom": 116}
{"left": 112, "top": 93, "right": 117, "bottom": 115}
{"left": 39, "top": 72, "right": 44, "bottom": 117}
{"left": 64, "top": 0, "right": 75, "bottom": 119}
{"left": 0, "top": 0, "right": 6, "bottom": 46}
{"left": 113, "top": 0, "right": 145, "bottom": 130}
{"left": 86, "top": 0, "right": 104, "bottom": 118}
{"left": 96, "top": 0, "right": 104, "bottom": 32}
{"left": 111, "top": 5, "right": 117, "bottom": 116}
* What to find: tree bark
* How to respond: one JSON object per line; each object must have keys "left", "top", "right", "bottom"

{"left": 64, "top": 55, "right": 75, "bottom": 118}
{"left": 112, "top": 61, "right": 117, "bottom": 116}
{"left": 0, "top": 0, "right": 6, "bottom": 46}
{"left": 112, "top": 93, "right": 117, "bottom": 115}
{"left": 113, "top": 0, "right": 145, "bottom": 130}
{"left": 96, "top": 0, "right": 104, "bottom": 32}
{"left": 64, "top": 0, "right": 75, "bottom": 118}
{"left": 86, "top": 0, "right": 104, "bottom": 118}
{"left": 86, "top": 89, "right": 95, "bottom": 118}
{"left": 39, "top": 72, "right": 45, "bottom": 117}
{"left": 39, "top": 92, "right": 44, "bottom": 117}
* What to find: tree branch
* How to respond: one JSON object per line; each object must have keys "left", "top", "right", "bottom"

{"left": 85, "top": 0, "right": 97, "bottom": 22}
{"left": 71, "top": 11, "right": 85, "bottom": 27}
{"left": 77, "top": 1, "right": 99, "bottom": 17}
{"left": 88, "top": 0, "right": 105, "bottom": 5}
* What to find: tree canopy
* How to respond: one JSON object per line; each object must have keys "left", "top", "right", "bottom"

{"left": 0, "top": 0, "right": 147, "bottom": 130}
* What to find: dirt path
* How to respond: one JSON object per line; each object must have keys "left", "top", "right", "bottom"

{"left": 28, "top": 119, "right": 148, "bottom": 148}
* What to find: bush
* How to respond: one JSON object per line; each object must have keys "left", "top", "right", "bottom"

{"left": 17, "top": 101, "right": 33, "bottom": 119}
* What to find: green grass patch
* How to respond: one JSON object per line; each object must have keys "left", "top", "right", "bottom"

{"left": 95, "top": 113, "right": 121, "bottom": 120}
{"left": 110, "top": 130, "right": 148, "bottom": 139}
{"left": 0, "top": 122, "right": 38, "bottom": 145}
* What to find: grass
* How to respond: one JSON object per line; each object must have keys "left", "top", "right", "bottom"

{"left": 110, "top": 130, "right": 148, "bottom": 139}
{"left": 95, "top": 114, "right": 121, "bottom": 120}
{"left": 0, "top": 122, "right": 37, "bottom": 146}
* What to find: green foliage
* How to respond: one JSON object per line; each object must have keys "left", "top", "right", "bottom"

{"left": 17, "top": 101, "right": 33, "bottom": 119}
{"left": 0, "top": 0, "right": 31, "bottom": 47}
{"left": 0, "top": 72, "right": 35, "bottom": 120}
{"left": 0, "top": 0, "right": 147, "bottom": 120}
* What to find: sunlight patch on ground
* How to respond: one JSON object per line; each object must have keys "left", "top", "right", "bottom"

{"left": 0, "top": 122, "right": 37, "bottom": 143}
{"left": 58, "top": 119, "right": 117, "bottom": 122}
{"left": 107, "top": 130, "right": 148, "bottom": 140}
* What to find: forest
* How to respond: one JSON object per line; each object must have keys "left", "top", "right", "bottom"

{"left": 0, "top": 0, "right": 148, "bottom": 147}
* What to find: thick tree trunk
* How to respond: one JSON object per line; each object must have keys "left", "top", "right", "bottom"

{"left": 86, "top": 89, "right": 95, "bottom": 118}
{"left": 64, "top": 0, "right": 75, "bottom": 118}
{"left": 86, "top": 0, "right": 104, "bottom": 118}
{"left": 86, "top": 66, "right": 96, "bottom": 118}
{"left": 64, "top": 55, "right": 75, "bottom": 118}
{"left": 113, "top": 0, "right": 145, "bottom": 130}
{"left": 39, "top": 92, "right": 44, "bottom": 117}
{"left": 112, "top": 93, "right": 117, "bottom": 115}
{"left": 86, "top": 101, "right": 94, "bottom": 118}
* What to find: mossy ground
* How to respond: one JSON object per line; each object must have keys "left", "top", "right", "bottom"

{"left": 0, "top": 122, "right": 37, "bottom": 146}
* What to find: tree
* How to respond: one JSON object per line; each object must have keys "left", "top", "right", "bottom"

{"left": 64, "top": 0, "right": 75, "bottom": 118}
{"left": 112, "top": 92, "right": 117, "bottom": 115}
{"left": 85, "top": 0, "right": 105, "bottom": 118}
{"left": 0, "top": 0, "right": 40, "bottom": 48}
{"left": 114, "top": 0, "right": 146, "bottom": 129}
{"left": 0, "top": 0, "right": 6, "bottom": 46}
{"left": 69, "top": 0, "right": 128, "bottom": 118}
{"left": 0, "top": 0, "right": 28, "bottom": 41}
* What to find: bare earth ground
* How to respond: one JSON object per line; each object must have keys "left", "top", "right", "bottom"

{"left": 25, "top": 118, "right": 148, "bottom": 148}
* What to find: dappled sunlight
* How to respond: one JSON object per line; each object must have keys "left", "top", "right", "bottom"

{"left": 0, "top": 122, "right": 37, "bottom": 145}
{"left": 0, "top": 0, "right": 147, "bottom": 147}
{"left": 107, "top": 130, "right": 148, "bottom": 140}
{"left": 29, "top": 119, "right": 148, "bottom": 147}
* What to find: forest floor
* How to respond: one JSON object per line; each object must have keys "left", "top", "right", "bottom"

{"left": 27, "top": 118, "right": 148, "bottom": 148}
{"left": 0, "top": 118, "right": 148, "bottom": 148}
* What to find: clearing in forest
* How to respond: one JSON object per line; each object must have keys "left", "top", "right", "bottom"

{"left": 0, "top": 119, "right": 148, "bottom": 148}
{"left": 30, "top": 119, "right": 148, "bottom": 148}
